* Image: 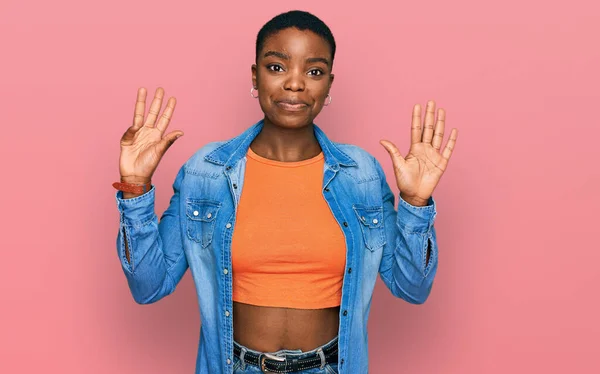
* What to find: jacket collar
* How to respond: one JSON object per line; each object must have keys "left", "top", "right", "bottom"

{"left": 204, "top": 119, "right": 357, "bottom": 170}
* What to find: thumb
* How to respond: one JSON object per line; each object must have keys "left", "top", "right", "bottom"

{"left": 379, "top": 139, "right": 406, "bottom": 170}
{"left": 157, "top": 131, "right": 184, "bottom": 155}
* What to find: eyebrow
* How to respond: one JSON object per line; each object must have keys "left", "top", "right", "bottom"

{"left": 263, "top": 50, "right": 330, "bottom": 66}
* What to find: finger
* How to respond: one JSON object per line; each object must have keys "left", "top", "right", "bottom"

{"left": 156, "top": 130, "right": 184, "bottom": 155}
{"left": 431, "top": 108, "right": 445, "bottom": 151}
{"left": 411, "top": 104, "right": 422, "bottom": 145}
{"left": 144, "top": 87, "right": 165, "bottom": 128}
{"left": 132, "top": 87, "right": 147, "bottom": 130}
{"left": 441, "top": 128, "right": 458, "bottom": 160}
{"left": 379, "top": 140, "right": 406, "bottom": 170}
{"left": 156, "top": 97, "right": 176, "bottom": 133}
{"left": 422, "top": 100, "right": 436, "bottom": 145}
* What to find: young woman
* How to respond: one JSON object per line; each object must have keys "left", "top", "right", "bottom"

{"left": 114, "top": 10, "right": 457, "bottom": 374}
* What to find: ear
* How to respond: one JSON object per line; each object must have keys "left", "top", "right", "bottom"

{"left": 328, "top": 73, "right": 335, "bottom": 90}
{"left": 251, "top": 64, "right": 258, "bottom": 89}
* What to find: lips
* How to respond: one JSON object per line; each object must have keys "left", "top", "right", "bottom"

{"left": 276, "top": 99, "right": 308, "bottom": 112}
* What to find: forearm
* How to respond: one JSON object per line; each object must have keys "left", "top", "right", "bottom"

{"left": 115, "top": 184, "right": 187, "bottom": 304}
{"left": 122, "top": 190, "right": 145, "bottom": 265}
{"left": 121, "top": 186, "right": 146, "bottom": 266}
{"left": 379, "top": 192, "right": 439, "bottom": 304}
{"left": 117, "top": 214, "right": 177, "bottom": 304}
{"left": 392, "top": 221, "right": 438, "bottom": 300}
{"left": 400, "top": 192, "right": 432, "bottom": 265}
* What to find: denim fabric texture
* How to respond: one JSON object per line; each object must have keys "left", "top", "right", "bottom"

{"left": 115, "top": 119, "right": 439, "bottom": 373}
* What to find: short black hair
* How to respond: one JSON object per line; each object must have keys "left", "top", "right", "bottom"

{"left": 255, "top": 10, "right": 336, "bottom": 68}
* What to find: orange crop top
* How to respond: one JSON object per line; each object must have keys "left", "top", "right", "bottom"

{"left": 231, "top": 146, "right": 347, "bottom": 309}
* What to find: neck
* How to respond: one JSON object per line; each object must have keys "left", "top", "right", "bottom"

{"left": 250, "top": 118, "right": 322, "bottom": 162}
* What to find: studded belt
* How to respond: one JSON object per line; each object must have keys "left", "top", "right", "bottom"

{"left": 233, "top": 341, "right": 338, "bottom": 373}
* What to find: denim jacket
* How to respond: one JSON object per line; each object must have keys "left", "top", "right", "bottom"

{"left": 115, "top": 119, "right": 439, "bottom": 373}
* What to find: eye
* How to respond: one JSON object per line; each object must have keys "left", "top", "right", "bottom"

{"left": 267, "top": 64, "right": 284, "bottom": 72}
{"left": 308, "top": 69, "right": 323, "bottom": 76}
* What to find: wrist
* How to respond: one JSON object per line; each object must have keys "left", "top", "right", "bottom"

{"left": 121, "top": 191, "right": 145, "bottom": 199}
{"left": 400, "top": 193, "right": 429, "bottom": 207}
{"left": 114, "top": 177, "right": 152, "bottom": 198}
{"left": 120, "top": 176, "right": 151, "bottom": 184}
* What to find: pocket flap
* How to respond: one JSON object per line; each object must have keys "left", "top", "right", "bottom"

{"left": 352, "top": 204, "right": 386, "bottom": 252}
{"left": 352, "top": 204, "right": 384, "bottom": 228}
{"left": 186, "top": 199, "right": 221, "bottom": 222}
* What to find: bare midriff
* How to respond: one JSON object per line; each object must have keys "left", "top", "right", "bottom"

{"left": 233, "top": 301, "right": 340, "bottom": 352}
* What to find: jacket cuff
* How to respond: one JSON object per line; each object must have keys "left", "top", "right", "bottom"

{"left": 397, "top": 194, "right": 437, "bottom": 233}
{"left": 115, "top": 185, "right": 156, "bottom": 226}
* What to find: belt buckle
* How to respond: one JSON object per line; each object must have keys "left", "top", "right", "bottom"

{"left": 259, "top": 352, "right": 286, "bottom": 373}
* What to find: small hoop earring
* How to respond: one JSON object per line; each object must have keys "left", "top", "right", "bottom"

{"left": 324, "top": 94, "right": 332, "bottom": 106}
{"left": 250, "top": 87, "right": 258, "bottom": 98}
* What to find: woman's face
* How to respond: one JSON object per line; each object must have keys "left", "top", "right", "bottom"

{"left": 252, "top": 27, "right": 334, "bottom": 129}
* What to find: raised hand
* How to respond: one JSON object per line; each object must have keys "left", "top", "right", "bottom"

{"left": 379, "top": 100, "right": 457, "bottom": 206}
{"left": 119, "top": 87, "right": 184, "bottom": 186}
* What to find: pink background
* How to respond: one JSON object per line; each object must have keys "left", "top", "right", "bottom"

{"left": 1, "top": 0, "right": 598, "bottom": 373}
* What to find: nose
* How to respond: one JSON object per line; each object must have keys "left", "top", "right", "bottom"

{"left": 283, "top": 68, "right": 305, "bottom": 92}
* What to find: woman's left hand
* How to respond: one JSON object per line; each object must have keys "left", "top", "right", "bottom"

{"left": 380, "top": 100, "right": 458, "bottom": 207}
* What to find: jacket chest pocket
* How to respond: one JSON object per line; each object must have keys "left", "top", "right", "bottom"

{"left": 352, "top": 204, "right": 386, "bottom": 252}
{"left": 185, "top": 199, "right": 222, "bottom": 248}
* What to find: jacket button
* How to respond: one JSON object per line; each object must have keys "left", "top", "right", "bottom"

{"left": 341, "top": 358, "right": 344, "bottom": 364}
{"left": 226, "top": 223, "right": 232, "bottom": 229}
{"left": 225, "top": 310, "right": 230, "bottom": 317}
{"left": 193, "top": 210, "right": 199, "bottom": 216}
{"left": 233, "top": 183, "right": 237, "bottom": 189}
{"left": 343, "top": 310, "right": 348, "bottom": 316}
{"left": 348, "top": 268, "right": 352, "bottom": 273}
{"left": 343, "top": 222, "right": 348, "bottom": 227}
{"left": 226, "top": 166, "right": 232, "bottom": 171}
{"left": 226, "top": 358, "right": 231, "bottom": 364}
{"left": 324, "top": 187, "right": 330, "bottom": 192}
{"left": 223, "top": 268, "right": 228, "bottom": 275}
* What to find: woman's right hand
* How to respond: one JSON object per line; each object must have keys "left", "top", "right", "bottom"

{"left": 119, "top": 87, "right": 184, "bottom": 185}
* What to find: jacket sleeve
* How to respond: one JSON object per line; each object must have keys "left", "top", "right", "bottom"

{"left": 374, "top": 157, "right": 439, "bottom": 304}
{"left": 114, "top": 165, "right": 189, "bottom": 304}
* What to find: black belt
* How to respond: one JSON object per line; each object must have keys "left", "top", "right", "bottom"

{"left": 233, "top": 341, "right": 338, "bottom": 373}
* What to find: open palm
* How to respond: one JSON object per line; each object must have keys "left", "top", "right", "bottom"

{"left": 119, "top": 87, "right": 184, "bottom": 183}
{"left": 380, "top": 100, "right": 458, "bottom": 206}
